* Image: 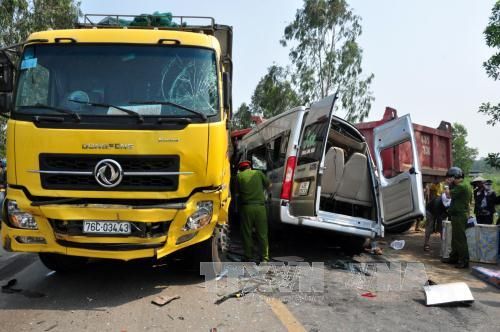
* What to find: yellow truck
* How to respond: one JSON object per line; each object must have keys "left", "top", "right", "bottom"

{"left": 0, "top": 14, "right": 233, "bottom": 274}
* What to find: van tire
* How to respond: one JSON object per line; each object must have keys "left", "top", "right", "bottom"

{"left": 193, "top": 224, "right": 230, "bottom": 279}
{"left": 386, "top": 222, "right": 413, "bottom": 234}
{"left": 39, "top": 253, "right": 88, "bottom": 273}
{"left": 339, "top": 236, "right": 367, "bottom": 255}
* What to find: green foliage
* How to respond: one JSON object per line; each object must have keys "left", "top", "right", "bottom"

{"left": 479, "top": 101, "right": 500, "bottom": 126}
{"left": 281, "top": 0, "right": 374, "bottom": 122}
{"left": 451, "top": 123, "right": 479, "bottom": 175}
{"left": 0, "top": 0, "right": 81, "bottom": 158}
{"left": 485, "top": 152, "right": 500, "bottom": 170}
{"left": 479, "top": 1, "right": 500, "bottom": 126}
{"left": 250, "top": 65, "right": 301, "bottom": 118}
{"left": 0, "top": 0, "right": 81, "bottom": 46}
{"left": 232, "top": 103, "right": 252, "bottom": 130}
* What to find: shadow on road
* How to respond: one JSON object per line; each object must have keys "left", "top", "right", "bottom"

{"left": 0, "top": 225, "right": 363, "bottom": 312}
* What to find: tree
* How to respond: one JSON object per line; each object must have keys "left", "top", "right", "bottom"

{"left": 485, "top": 153, "right": 500, "bottom": 170}
{"left": 0, "top": 0, "right": 81, "bottom": 47}
{"left": 479, "top": 1, "right": 500, "bottom": 126}
{"left": 451, "top": 123, "right": 479, "bottom": 175}
{"left": 0, "top": 0, "right": 81, "bottom": 157}
{"left": 232, "top": 103, "right": 252, "bottom": 130}
{"left": 281, "top": 0, "right": 374, "bottom": 122}
{"left": 250, "top": 65, "right": 301, "bottom": 118}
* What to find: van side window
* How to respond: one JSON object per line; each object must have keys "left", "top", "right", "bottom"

{"left": 249, "top": 146, "right": 267, "bottom": 171}
{"left": 298, "top": 121, "right": 329, "bottom": 165}
{"left": 279, "top": 133, "right": 290, "bottom": 165}
{"left": 271, "top": 136, "right": 281, "bottom": 169}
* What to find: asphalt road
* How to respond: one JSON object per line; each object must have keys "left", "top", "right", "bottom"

{"left": 0, "top": 227, "right": 499, "bottom": 332}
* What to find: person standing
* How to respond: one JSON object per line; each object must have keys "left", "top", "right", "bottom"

{"left": 424, "top": 185, "right": 450, "bottom": 251}
{"left": 475, "top": 179, "right": 497, "bottom": 225}
{"left": 442, "top": 167, "right": 472, "bottom": 268}
{"left": 236, "top": 160, "right": 271, "bottom": 262}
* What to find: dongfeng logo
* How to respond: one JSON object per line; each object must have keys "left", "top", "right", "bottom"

{"left": 94, "top": 159, "right": 123, "bottom": 188}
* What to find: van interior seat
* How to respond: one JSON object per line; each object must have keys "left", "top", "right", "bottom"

{"left": 321, "top": 147, "right": 345, "bottom": 197}
{"left": 334, "top": 152, "right": 373, "bottom": 206}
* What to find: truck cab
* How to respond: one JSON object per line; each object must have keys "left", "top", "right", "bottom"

{"left": 0, "top": 15, "right": 233, "bottom": 273}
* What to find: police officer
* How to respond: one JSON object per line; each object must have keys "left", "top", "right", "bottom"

{"left": 442, "top": 167, "right": 472, "bottom": 268}
{"left": 236, "top": 160, "right": 271, "bottom": 262}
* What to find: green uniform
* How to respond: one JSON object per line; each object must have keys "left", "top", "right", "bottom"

{"left": 237, "top": 169, "right": 270, "bottom": 262}
{"left": 448, "top": 181, "right": 472, "bottom": 264}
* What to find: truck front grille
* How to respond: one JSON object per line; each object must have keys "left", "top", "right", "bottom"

{"left": 39, "top": 154, "right": 180, "bottom": 191}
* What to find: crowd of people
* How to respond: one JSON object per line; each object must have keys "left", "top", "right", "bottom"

{"left": 423, "top": 167, "right": 499, "bottom": 268}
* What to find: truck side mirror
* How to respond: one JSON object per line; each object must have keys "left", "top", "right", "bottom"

{"left": 0, "top": 53, "right": 14, "bottom": 93}
{"left": 222, "top": 72, "right": 232, "bottom": 118}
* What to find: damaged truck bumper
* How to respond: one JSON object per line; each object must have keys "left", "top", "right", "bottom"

{"left": 1, "top": 187, "right": 224, "bottom": 261}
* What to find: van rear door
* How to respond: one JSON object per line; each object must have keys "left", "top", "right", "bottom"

{"left": 289, "top": 94, "right": 337, "bottom": 217}
{"left": 373, "top": 115, "right": 425, "bottom": 228}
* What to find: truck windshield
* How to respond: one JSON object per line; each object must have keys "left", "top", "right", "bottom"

{"left": 14, "top": 44, "right": 219, "bottom": 120}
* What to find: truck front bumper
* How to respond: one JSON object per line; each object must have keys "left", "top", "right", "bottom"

{"left": 1, "top": 188, "right": 225, "bottom": 261}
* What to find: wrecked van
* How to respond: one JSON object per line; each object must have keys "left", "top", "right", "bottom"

{"left": 237, "top": 95, "right": 425, "bottom": 241}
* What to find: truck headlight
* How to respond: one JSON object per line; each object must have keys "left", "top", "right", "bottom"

{"left": 7, "top": 200, "right": 38, "bottom": 229}
{"left": 183, "top": 201, "right": 213, "bottom": 231}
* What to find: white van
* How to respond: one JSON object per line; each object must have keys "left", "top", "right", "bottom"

{"left": 237, "top": 94, "right": 425, "bottom": 239}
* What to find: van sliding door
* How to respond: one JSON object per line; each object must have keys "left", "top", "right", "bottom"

{"left": 373, "top": 115, "right": 425, "bottom": 228}
{"left": 289, "top": 94, "right": 337, "bottom": 217}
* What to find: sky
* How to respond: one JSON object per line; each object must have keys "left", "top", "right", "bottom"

{"left": 79, "top": 0, "right": 499, "bottom": 157}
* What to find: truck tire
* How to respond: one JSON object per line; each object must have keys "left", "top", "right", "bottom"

{"left": 39, "top": 253, "right": 88, "bottom": 273}
{"left": 386, "top": 221, "right": 413, "bottom": 234}
{"left": 193, "top": 224, "right": 230, "bottom": 279}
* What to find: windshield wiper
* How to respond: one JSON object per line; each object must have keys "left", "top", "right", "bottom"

{"left": 68, "top": 99, "right": 144, "bottom": 123}
{"left": 129, "top": 100, "right": 209, "bottom": 121}
{"left": 18, "top": 104, "right": 81, "bottom": 122}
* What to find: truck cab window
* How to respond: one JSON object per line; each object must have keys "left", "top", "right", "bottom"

{"left": 16, "top": 64, "right": 50, "bottom": 106}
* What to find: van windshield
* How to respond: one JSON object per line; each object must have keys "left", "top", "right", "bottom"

{"left": 14, "top": 44, "right": 219, "bottom": 119}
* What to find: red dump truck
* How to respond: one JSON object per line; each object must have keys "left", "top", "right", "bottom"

{"left": 356, "top": 107, "right": 453, "bottom": 185}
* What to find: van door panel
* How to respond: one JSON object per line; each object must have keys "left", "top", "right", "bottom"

{"left": 381, "top": 177, "right": 413, "bottom": 220}
{"left": 373, "top": 115, "right": 425, "bottom": 227}
{"left": 289, "top": 94, "right": 337, "bottom": 217}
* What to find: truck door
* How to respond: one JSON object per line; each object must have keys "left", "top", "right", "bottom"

{"left": 289, "top": 94, "right": 337, "bottom": 217}
{"left": 373, "top": 115, "right": 425, "bottom": 228}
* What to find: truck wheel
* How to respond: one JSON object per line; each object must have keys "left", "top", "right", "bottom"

{"left": 39, "top": 253, "right": 88, "bottom": 273}
{"left": 386, "top": 222, "right": 413, "bottom": 234}
{"left": 195, "top": 224, "right": 230, "bottom": 279}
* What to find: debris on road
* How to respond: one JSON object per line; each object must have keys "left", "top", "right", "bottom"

{"left": 425, "top": 279, "right": 438, "bottom": 286}
{"left": 329, "top": 259, "right": 371, "bottom": 276}
{"left": 423, "top": 282, "right": 474, "bottom": 306}
{"left": 151, "top": 295, "right": 181, "bottom": 307}
{"left": 471, "top": 266, "right": 500, "bottom": 289}
{"left": 272, "top": 256, "right": 305, "bottom": 262}
{"left": 44, "top": 324, "right": 58, "bottom": 332}
{"left": 1, "top": 279, "right": 22, "bottom": 293}
{"left": 361, "top": 292, "right": 376, "bottom": 298}
{"left": 214, "top": 284, "right": 259, "bottom": 305}
{"left": 390, "top": 240, "right": 405, "bottom": 250}
{"left": 364, "top": 247, "right": 383, "bottom": 255}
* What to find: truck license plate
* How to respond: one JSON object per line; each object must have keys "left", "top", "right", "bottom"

{"left": 298, "top": 181, "right": 310, "bottom": 196}
{"left": 83, "top": 221, "right": 131, "bottom": 234}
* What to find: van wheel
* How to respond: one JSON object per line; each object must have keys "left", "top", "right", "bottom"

{"left": 386, "top": 222, "right": 413, "bottom": 234}
{"left": 195, "top": 224, "right": 230, "bottom": 279}
{"left": 39, "top": 253, "right": 88, "bottom": 273}
{"left": 339, "top": 236, "right": 367, "bottom": 255}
